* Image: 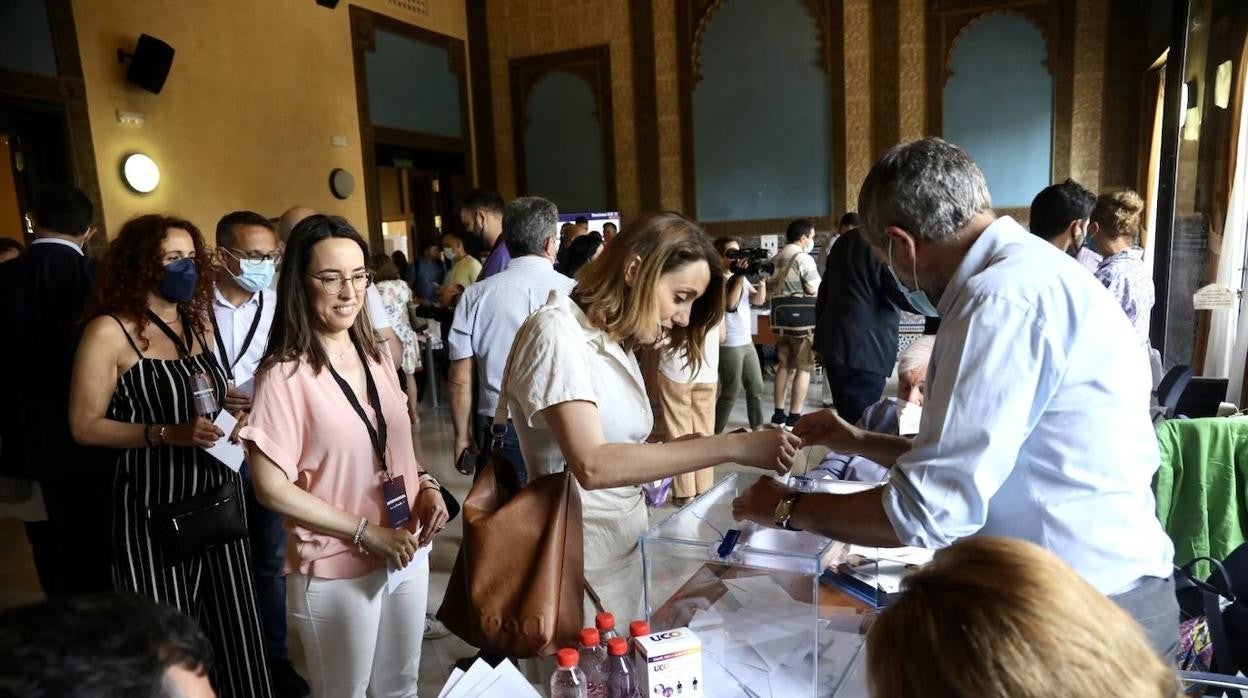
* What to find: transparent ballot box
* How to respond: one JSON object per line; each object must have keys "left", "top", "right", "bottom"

{"left": 640, "top": 473, "right": 881, "bottom": 698}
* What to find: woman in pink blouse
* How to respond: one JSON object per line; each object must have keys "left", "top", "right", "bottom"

{"left": 241, "top": 215, "right": 448, "bottom": 697}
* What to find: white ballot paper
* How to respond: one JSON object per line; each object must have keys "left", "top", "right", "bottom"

{"left": 387, "top": 542, "right": 431, "bottom": 594}
{"left": 686, "top": 572, "right": 865, "bottom": 697}
{"left": 234, "top": 377, "right": 256, "bottom": 399}
{"left": 438, "top": 657, "right": 539, "bottom": 698}
{"left": 202, "top": 411, "right": 245, "bottom": 472}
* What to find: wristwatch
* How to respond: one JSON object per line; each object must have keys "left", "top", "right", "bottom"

{"left": 773, "top": 492, "right": 804, "bottom": 531}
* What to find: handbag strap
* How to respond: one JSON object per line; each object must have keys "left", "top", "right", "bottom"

{"left": 771, "top": 251, "right": 806, "bottom": 298}
{"left": 1178, "top": 558, "right": 1237, "bottom": 675}
{"left": 491, "top": 311, "right": 609, "bottom": 618}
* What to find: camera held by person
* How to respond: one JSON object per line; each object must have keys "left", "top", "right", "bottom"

{"left": 725, "top": 247, "right": 774, "bottom": 279}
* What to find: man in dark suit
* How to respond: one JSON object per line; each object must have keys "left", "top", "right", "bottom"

{"left": 814, "top": 212, "right": 926, "bottom": 424}
{"left": 0, "top": 184, "right": 111, "bottom": 596}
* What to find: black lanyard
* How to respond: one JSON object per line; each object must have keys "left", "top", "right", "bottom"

{"left": 146, "top": 309, "right": 194, "bottom": 359}
{"left": 326, "top": 338, "right": 389, "bottom": 474}
{"left": 210, "top": 292, "right": 265, "bottom": 382}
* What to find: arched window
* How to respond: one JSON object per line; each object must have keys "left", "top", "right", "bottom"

{"left": 942, "top": 13, "right": 1053, "bottom": 207}
{"left": 692, "top": 0, "right": 830, "bottom": 222}
{"left": 521, "top": 71, "right": 610, "bottom": 212}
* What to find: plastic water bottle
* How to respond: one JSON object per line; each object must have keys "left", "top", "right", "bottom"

{"left": 596, "top": 612, "right": 620, "bottom": 653}
{"left": 605, "top": 637, "right": 638, "bottom": 698}
{"left": 628, "top": 620, "right": 650, "bottom": 648}
{"left": 551, "top": 648, "right": 588, "bottom": 698}
{"left": 578, "top": 628, "right": 609, "bottom": 697}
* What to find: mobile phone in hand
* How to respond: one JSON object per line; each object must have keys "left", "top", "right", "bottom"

{"left": 454, "top": 448, "right": 476, "bottom": 476}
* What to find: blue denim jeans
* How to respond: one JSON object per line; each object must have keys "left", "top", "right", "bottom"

{"left": 242, "top": 462, "right": 289, "bottom": 662}
{"left": 473, "top": 415, "right": 527, "bottom": 492}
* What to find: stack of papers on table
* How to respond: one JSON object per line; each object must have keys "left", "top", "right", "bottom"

{"left": 436, "top": 658, "right": 539, "bottom": 698}
{"left": 686, "top": 573, "right": 864, "bottom": 697}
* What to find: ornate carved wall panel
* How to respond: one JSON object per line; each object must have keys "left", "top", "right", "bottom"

{"left": 871, "top": 0, "right": 901, "bottom": 159}
{"left": 485, "top": 0, "right": 637, "bottom": 216}
{"left": 898, "top": 0, "right": 928, "bottom": 143}
{"left": 655, "top": 0, "right": 685, "bottom": 212}
{"left": 1071, "top": 0, "right": 1107, "bottom": 192}
{"left": 844, "top": 0, "right": 873, "bottom": 209}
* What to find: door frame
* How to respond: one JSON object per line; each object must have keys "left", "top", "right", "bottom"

{"left": 0, "top": 0, "right": 103, "bottom": 250}
{"left": 349, "top": 6, "right": 472, "bottom": 249}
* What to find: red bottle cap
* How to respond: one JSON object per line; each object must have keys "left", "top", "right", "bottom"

{"left": 556, "top": 648, "right": 579, "bottom": 668}
{"left": 580, "top": 628, "right": 600, "bottom": 647}
{"left": 595, "top": 611, "right": 615, "bottom": 632}
{"left": 629, "top": 620, "right": 651, "bottom": 638}
{"left": 608, "top": 637, "right": 629, "bottom": 656}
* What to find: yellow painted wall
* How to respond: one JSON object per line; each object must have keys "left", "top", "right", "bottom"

{"left": 0, "top": 136, "right": 24, "bottom": 241}
{"left": 71, "top": 0, "right": 468, "bottom": 242}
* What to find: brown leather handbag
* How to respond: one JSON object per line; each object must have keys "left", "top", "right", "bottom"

{"left": 436, "top": 457, "right": 585, "bottom": 658}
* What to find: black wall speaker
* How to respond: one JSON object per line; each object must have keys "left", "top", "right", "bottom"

{"left": 117, "top": 34, "right": 175, "bottom": 94}
{"left": 316, "top": 0, "right": 341, "bottom": 7}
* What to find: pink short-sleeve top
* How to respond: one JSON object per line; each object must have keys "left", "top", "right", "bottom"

{"left": 240, "top": 351, "right": 422, "bottom": 579}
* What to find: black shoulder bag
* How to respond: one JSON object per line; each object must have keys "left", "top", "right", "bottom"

{"left": 145, "top": 310, "right": 249, "bottom": 563}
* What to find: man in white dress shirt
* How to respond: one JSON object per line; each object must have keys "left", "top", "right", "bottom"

{"left": 448, "top": 196, "right": 575, "bottom": 487}
{"left": 733, "top": 138, "right": 1177, "bottom": 656}
{"left": 210, "top": 211, "right": 308, "bottom": 697}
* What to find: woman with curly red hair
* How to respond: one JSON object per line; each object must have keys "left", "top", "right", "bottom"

{"left": 69, "top": 214, "right": 273, "bottom": 697}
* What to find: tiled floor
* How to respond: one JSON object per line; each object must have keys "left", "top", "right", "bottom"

{"left": 0, "top": 370, "right": 844, "bottom": 695}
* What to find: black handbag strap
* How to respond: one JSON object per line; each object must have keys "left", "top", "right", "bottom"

{"left": 1178, "top": 558, "right": 1237, "bottom": 676}
{"left": 147, "top": 309, "right": 195, "bottom": 359}
{"left": 585, "top": 580, "right": 605, "bottom": 615}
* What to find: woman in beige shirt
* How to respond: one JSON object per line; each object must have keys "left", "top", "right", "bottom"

{"left": 502, "top": 212, "right": 801, "bottom": 619}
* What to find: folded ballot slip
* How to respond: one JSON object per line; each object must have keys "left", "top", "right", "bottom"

{"left": 635, "top": 627, "right": 703, "bottom": 698}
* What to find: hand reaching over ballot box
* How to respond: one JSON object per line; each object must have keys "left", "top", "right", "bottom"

{"left": 792, "top": 409, "right": 861, "bottom": 451}
{"left": 730, "top": 476, "right": 792, "bottom": 528}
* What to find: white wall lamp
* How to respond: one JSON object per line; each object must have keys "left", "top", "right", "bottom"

{"left": 121, "top": 152, "right": 160, "bottom": 193}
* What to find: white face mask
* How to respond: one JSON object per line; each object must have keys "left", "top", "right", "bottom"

{"left": 897, "top": 400, "right": 922, "bottom": 436}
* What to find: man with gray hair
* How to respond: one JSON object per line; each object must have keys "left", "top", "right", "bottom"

{"left": 448, "top": 196, "right": 576, "bottom": 486}
{"left": 733, "top": 138, "right": 1177, "bottom": 656}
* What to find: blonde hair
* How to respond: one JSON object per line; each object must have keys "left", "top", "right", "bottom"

{"left": 575, "top": 212, "right": 724, "bottom": 372}
{"left": 867, "top": 536, "right": 1180, "bottom": 698}
{"left": 1090, "top": 189, "right": 1145, "bottom": 241}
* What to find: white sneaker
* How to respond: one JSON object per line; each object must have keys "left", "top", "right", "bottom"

{"left": 424, "top": 614, "right": 452, "bottom": 640}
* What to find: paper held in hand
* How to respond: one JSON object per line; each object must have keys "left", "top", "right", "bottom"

{"left": 202, "top": 411, "right": 244, "bottom": 472}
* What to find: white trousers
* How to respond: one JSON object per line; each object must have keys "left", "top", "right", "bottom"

{"left": 288, "top": 562, "right": 430, "bottom": 698}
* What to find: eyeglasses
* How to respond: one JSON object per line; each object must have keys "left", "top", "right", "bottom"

{"left": 308, "top": 271, "right": 373, "bottom": 294}
{"left": 221, "top": 247, "right": 282, "bottom": 264}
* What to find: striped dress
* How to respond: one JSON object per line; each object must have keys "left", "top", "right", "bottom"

{"left": 107, "top": 315, "right": 273, "bottom": 697}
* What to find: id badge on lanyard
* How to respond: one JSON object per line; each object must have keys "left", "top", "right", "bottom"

{"left": 381, "top": 474, "right": 410, "bottom": 529}
{"left": 326, "top": 340, "right": 411, "bottom": 529}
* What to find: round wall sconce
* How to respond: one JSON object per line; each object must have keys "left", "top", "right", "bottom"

{"left": 329, "top": 168, "right": 355, "bottom": 200}
{"left": 121, "top": 153, "right": 160, "bottom": 193}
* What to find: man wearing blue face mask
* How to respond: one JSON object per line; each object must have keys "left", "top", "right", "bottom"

{"left": 733, "top": 138, "right": 1177, "bottom": 659}
{"left": 210, "top": 211, "right": 308, "bottom": 697}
